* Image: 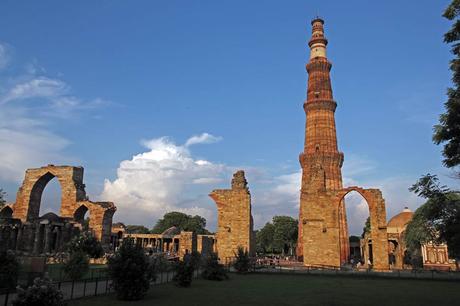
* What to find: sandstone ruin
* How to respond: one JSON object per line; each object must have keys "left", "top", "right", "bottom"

{"left": 0, "top": 165, "right": 116, "bottom": 254}
{"left": 209, "top": 170, "right": 255, "bottom": 262}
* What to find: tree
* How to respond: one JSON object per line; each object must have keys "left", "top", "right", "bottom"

{"left": 0, "top": 188, "right": 6, "bottom": 208}
{"left": 108, "top": 238, "right": 151, "bottom": 300}
{"left": 233, "top": 247, "right": 251, "bottom": 274}
{"left": 201, "top": 253, "right": 228, "bottom": 281}
{"left": 256, "top": 216, "right": 298, "bottom": 255}
{"left": 256, "top": 222, "right": 275, "bottom": 253}
{"left": 406, "top": 174, "right": 460, "bottom": 263}
{"left": 433, "top": 1, "right": 460, "bottom": 172}
{"left": 12, "top": 277, "right": 65, "bottom": 306}
{"left": 272, "top": 216, "right": 298, "bottom": 255}
{"left": 0, "top": 250, "right": 19, "bottom": 289}
{"left": 152, "top": 212, "right": 210, "bottom": 234}
{"left": 63, "top": 251, "right": 89, "bottom": 281}
{"left": 361, "top": 217, "right": 371, "bottom": 238}
{"left": 66, "top": 231, "right": 103, "bottom": 258}
{"left": 173, "top": 257, "right": 194, "bottom": 287}
{"left": 126, "top": 225, "right": 151, "bottom": 234}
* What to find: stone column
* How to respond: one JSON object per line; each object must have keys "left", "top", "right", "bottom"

{"left": 10, "top": 226, "right": 18, "bottom": 250}
{"left": 15, "top": 225, "right": 23, "bottom": 251}
{"left": 55, "top": 227, "right": 62, "bottom": 251}
{"left": 43, "top": 225, "right": 51, "bottom": 254}
{"left": 33, "top": 224, "right": 42, "bottom": 255}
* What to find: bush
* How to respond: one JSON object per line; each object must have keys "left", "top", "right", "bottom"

{"left": 147, "top": 254, "right": 170, "bottom": 282}
{"left": 233, "top": 247, "right": 251, "bottom": 274}
{"left": 173, "top": 259, "right": 194, "bottom": 287}
{"left": 190, "top": 250, "right": 202, "bottom": 270}
{"left": 0, "top": 250, "right": 19, "bottom": 289}
{"left": 201, "top": 253, "right": 228, "bottom": 281}
{"left": 67, "top": 232, "right": 103, "bottom": 258}
{"left": 63, "top": 251, "right": 89, "bottom": 281}
{"left": 12, "top": 277, "right": 65, "bottom": 306}
{"left": 108, "top": 238, "right": 150, "bottom": 300}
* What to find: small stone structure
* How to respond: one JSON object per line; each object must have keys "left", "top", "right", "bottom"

{"left": 368, "top": 207, "right": 453, "bottom": 271}
{"left": 123, "top": 227, "right": 215, "bottom": 259}
{"left": 0, "top": 165, "right": 116, "bottom": 254}
{"left": 209, "top": 170, "right": 255, "bottom": 262}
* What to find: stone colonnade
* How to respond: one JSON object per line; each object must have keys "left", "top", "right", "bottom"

{"left": 124, "top": 232, "right": 215, "bottom": 259}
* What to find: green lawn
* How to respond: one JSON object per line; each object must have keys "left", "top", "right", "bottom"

{"left": 69, "top": 273, "right": 460, "bottom": 306}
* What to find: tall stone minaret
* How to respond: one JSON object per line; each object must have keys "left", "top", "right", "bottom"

{"left": 297, "top": 18, "right": 349, "bottom": 263}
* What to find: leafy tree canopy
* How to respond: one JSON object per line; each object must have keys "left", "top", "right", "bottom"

{"left": 152, "top": 211, "right": 210, "bottom": 234}
{"left": 361, "top": 217, "right": 371, "bottom": 238}
{"left": 66, "top": 231, "right": 104, "bottom": 259}
{"left": 108, "top": 238, "right": 151, "bottom": 300}
{"left": 272, "top": 216, "right": 298, "bottom": 253}
{"left": 349, "top": 235, "right": 360, "bottom": 243}
{"left": 405, "top": 174, "right": 460, "bottom": 259}
{"left": 256, "top": 222, "right": 275, "bottom": 253}
{"left": 0, "top": 188, "right": 6, "bottom": 207}
{"left": 126, "top": 225, "right": 151, "bottom": 234}
{"left": 256, "top": 216, "right": 297, "bottom": 254}
{"left": 433, "top": 0, "right": 460, "bottom": 171}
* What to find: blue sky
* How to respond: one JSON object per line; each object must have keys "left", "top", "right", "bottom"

{"left": 0, "top": 0, "right": 456, "bottom": 234}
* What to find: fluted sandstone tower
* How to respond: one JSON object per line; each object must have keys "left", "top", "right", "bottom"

{"left": 298, "top": 18, "right": 349, "bottom": 263}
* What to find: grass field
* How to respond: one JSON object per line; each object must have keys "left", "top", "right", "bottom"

{"left": 69, "top": 273, "right": 460, "bottom": 306}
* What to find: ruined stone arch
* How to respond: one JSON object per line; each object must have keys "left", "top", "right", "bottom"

{"left": 10, "top": 165, "right": 116, "bottom": 249}
{"left": 335, "top": 187, "right": 389, "bottom": 271}
{"left": 13, "top": 165, "right": 86, "bottom": 222}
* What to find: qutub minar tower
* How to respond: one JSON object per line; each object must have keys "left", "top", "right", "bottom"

{"left": 297, "top": 18, "right": 349, "bottom": 263}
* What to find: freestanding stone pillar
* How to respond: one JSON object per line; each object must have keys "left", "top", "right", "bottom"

{"left": 209, "top": 170, "right": 255, "bottom": 262}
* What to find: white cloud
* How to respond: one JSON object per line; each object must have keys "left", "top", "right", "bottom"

{"left": 0, "top": 42, "right": 109, "bottom": 183}
{"left": 0, "top": 43, "right": 11, "bottom": 69}
{"left": 0, "top": 77, "right": 69, "bottom": 104}
{"left": 185, "top": 133, "right": 222, "bottom": 147}
{"left": 251, "top": 171, "right": 301, "bottom": 228}
{"left": 0, "top": 107, "right": 70, "bottom": 182}
{"left": 99, "top": 134, "right": 228, "bottom": 227}
{"left": 0, "top": 76, "right": 110, "bottom": 119}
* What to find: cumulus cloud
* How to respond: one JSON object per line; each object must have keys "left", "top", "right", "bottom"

{"left": 99, "top": 134, "right": 229, "bottom": 227}
{"left": 250, "top": 171, "right": 301, "bottom": 228}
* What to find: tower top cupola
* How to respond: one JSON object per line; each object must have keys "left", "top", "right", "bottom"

{"left": 309, "top": 17, "right": 328, "bottom": 59}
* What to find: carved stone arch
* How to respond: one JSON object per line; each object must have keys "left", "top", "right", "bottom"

{"left": 12, "top": 165, "right": 87, "bottom": 222}
{"left": 335, "top": 186, "right": 389, "bottom": 271}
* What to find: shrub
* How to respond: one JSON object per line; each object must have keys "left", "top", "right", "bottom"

{"left": 173, "top": 259, "right": 194, "bottom": 287}
{"left": 67, "top": 232, "right": 103, "bottom": 258}
{"left": 190, "top": 250, "right": 202, "bottom": 270}
{"left": 233, "top": 246, "right": 251, "bottom": 274}
{"left": 147, "top": 254, "right": 170, "bottom": 282}
{"left": 201, "top": 253, "right": 228, "bottom": 281}
{"left": 12, "top": 277, "right": 65, "bottom": 306}
{"left": 63, "top": 251, "right": 89, "bottom": 281}
{"left": 108, "top": 238, "right": 150, "bottom": 300}
{"left": 0, "top": 250, "right": 19, "bottom": 289}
